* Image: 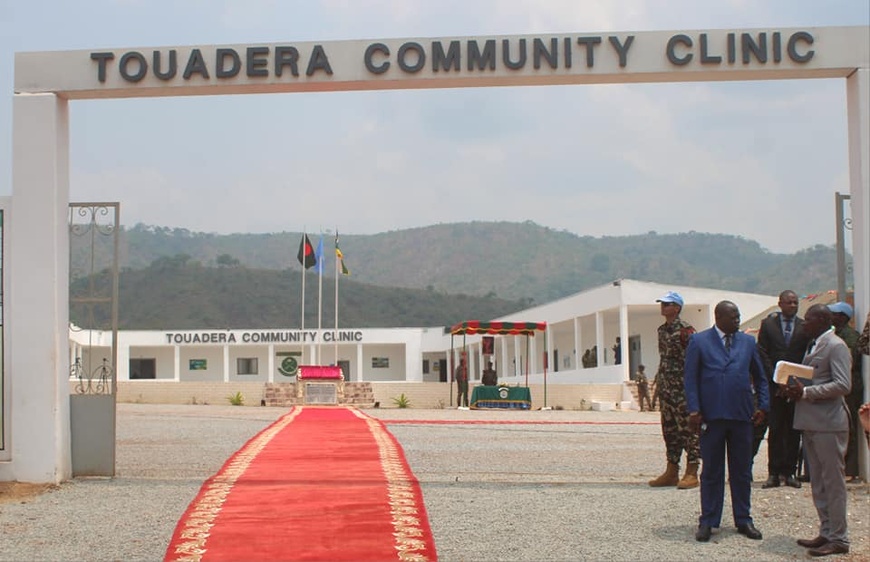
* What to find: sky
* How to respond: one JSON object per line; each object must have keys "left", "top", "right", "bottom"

{"left": 0, "top": 1, "right": 868, "bottom": 254}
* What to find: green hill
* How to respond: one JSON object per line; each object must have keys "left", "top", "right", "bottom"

{"left": 70, "top": 255, "right": 526, "bottom": 330}
{"left": 70, "top": 221, "right": 845, "bottom": 329}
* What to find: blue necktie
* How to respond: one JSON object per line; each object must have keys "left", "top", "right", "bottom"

{"left": 724, "top": 333, "right": 732, "bottom": 352}
{"left": 784, "top": 317, "right": 793, "bottom": 345}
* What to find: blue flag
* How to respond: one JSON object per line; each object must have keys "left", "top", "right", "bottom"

{"left": 314, "top": 236, "right": 325, "bottom": 274}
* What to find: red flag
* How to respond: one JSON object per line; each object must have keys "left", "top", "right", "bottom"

{"left": 297, "top": 234, "right": 316, "bottom": 269}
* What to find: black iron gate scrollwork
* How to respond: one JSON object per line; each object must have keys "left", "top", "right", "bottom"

{"left": 69, "top": 203, "right": 119, "bottom": 396}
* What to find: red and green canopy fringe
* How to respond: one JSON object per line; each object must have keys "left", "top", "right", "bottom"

{"left": 449, "top": 321, "right": 547, "bottom": 336}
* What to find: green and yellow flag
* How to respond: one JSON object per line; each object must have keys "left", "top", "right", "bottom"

{"left": 335, "top": 232, "right": 350, "bottom": 275}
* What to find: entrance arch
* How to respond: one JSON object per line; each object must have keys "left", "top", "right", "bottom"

{"left": 5, "top": 26, "right": 869, "bottom": 482}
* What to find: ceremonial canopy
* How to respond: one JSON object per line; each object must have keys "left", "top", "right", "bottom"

{"left": 449, "top": 321, "right": 547, "bottom": 336}
{"left": 449, "top": 320, "right": 549, "bottom": 407}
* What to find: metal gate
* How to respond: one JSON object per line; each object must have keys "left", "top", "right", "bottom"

{"left": 69, "top": 202, "right": 120, "bottom": 477}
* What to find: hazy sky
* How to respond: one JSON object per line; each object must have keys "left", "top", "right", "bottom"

{"left": 1, "top": 1, "right": 867, "bottom": 253}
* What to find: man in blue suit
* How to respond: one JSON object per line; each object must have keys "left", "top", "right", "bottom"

{"left": 685, "top": 301, "right": 770, "bottom": 543}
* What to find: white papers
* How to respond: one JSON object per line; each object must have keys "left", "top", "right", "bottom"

{"left": 773, "top": 361, "right": 814, "bottom": 385}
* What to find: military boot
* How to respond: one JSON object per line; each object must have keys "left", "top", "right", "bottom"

{"left": 677, "top": 462, "right": 700, "bottom": 489}
{"left": 649, "top": 462, "right": 680, "bottom": 487}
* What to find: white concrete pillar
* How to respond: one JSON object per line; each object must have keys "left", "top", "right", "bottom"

{"left": 474, "top": 340, "right": 486, "bottom": 380}
{"left": 846, "top": 68, "right": 869, "bottom": 355}
{"left": 573, "top": 316, "right": 582, "bottom": 371}
{"left": 5, "top": 93, "right": 71, "bottom": 483}
{"left": 595, "top": 311, "right": 604, "bottom": 366}
{"left": 116, "top": 342, "right": 130, "bottom": 381}
{"left": 306, "top": 342, "right": 316, "bottom": 365}
{"left": 173, "top": 346, "right": 181, "bottom": 381}
{"left": 223, "top": 345, "right": 230, "bottom": 382}
{"left": 846, "top": 67, "right": 869, "bottom": 481}
{"left": 529, "top": 335, "right": 537, "bottom": 374}
{"left": 405, "top": 339, "right": 423, "bottom": 382}
{"left": 355, "top": 343, "right": 363, "bottom": 381}
{"left": 267, "top": 344, "right": 275, "bottom": 383}
{"left": 619, "top": 304, "right": 629, "bottom": 380}
{"left": 546, "top": 324, "right": 554, "bottom": 373}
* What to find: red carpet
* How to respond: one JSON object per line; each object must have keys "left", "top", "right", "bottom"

{"left": 384, "top": 420, "right": 657, "bottom": 426}
{"left": 165, "top": 407, "right": 437, "bottom": 562}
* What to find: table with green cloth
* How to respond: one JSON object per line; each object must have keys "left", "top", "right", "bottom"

{"left": 470, "top": 385, "right": 532, "bottom": 410}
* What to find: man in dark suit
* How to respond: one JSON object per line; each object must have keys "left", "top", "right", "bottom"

{"left": 785, "top": 304, "right": 852, "bottom": 556}
{"left": 756, "top": 289, "right": 808, "bottom": 488}
{"left": 685, "top": 301, "right": 769, "bottom": 543}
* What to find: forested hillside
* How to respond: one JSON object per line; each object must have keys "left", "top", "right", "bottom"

{"left": 70, "top": 256, "right": 527, "bottom": 330}
{"left": 69, "top": 221, "right": 846, "bottom": 329}
{"left": 73, "top": 221, "right": 843, "bottom": 307}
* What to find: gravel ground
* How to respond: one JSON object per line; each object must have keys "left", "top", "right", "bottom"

{"left": 0, "top": 403, "right": 867, "bottom": 561}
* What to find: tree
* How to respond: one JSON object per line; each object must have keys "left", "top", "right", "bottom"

{"left": 216, "top": 254, "right": 241, "bottom": 268}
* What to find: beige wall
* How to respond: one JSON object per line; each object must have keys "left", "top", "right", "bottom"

{"left": 105, "top": 381, "right": 623, "bottom": 411}
{"left": 369, "top": 383, "right": 623, "bottom": 410}
{"left": 113, "top": 381, "right": 267, "bottom": 406}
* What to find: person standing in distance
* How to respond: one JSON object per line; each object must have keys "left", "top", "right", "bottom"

{"left": 757, "top": 289, "right": 807, "bottom": 489}
{"left": 685, "top": 301, "right": 769, "bottom": 543}
{"left": 635, "top": 364, "right": 652, "bottom": 412}
{"left": 455, "top": 354, "right": 469, "bottom": 408}
{"left": 649, "top": 291, "right": 700, "bottom": 489}
{"left": 785, "top": 304, "right": 852, "bottom": 557}
{"left": 481, "top": 360, "right": 497, "bottom": 387}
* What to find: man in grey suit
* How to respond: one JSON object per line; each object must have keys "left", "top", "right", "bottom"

{"left": 784, "top": 304, "right": 852, "bottom": 557}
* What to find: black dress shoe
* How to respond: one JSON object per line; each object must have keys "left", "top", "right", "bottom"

{"left": 737, "top": 523, "right": 763, "bottom": 540}
{"left": 797, "top": 536, "right": 829, "bottom": 548}
{"left": 761, "top": 475, "right": 780, "bottom": 488}
{"left": 695, "top": 524, "right": 712, "bottom": 542}
{"left": 784, "top": 475, "right": 802, "bottom": 488}
{"left": 808, "top": 542, "right": 849, "bottom": 556}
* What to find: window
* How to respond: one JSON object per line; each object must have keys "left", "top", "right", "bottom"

{"left": 189, "top": 359, "right": 207, "bottom": 370}
{"left": 237, "top": 357, "right": 258, "bottom": 375}
{"left": 129, "top": 358, "right": 156, "bottom": 379}
{"left": 372, "top": 357, "right": 389, "bottom": 368}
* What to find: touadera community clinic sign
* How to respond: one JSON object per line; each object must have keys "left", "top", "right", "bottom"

{"left": 89, "top": 30, "right": 816, "bottom": 83}
{"left": 164, "top": 330, "right": 365, "bottom": 345}
{"left": 19, "top": 26, "right": 858, "bottom": 99}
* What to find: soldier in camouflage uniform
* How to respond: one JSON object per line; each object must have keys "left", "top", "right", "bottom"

{"left": 858, "top": 311, "right": 870, "bottom": 356}
{"left": 649, "top": 291, "right": 701, "bottom": 489}
{"left": 829, "top": 302, "right": 864, "bottom": 482}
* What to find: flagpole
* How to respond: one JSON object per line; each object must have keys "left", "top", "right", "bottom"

{"left": 334, "top": 230, "right": 339, "bottom": 365}
{"left": 300, "top": 230, "right": 307, "bottom": 364}
{"left": 333, "top": 230, "right": 349, "bottom": 374}
{"left": 300, "top": 229, "right": 308, "bottom": 332}
{"left": 316, "top": 236, "right": 323, "bottom": 366}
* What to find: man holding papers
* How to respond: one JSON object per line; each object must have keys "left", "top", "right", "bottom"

{"left": 784, "top": 304, "right": 852, "bottom": 557}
